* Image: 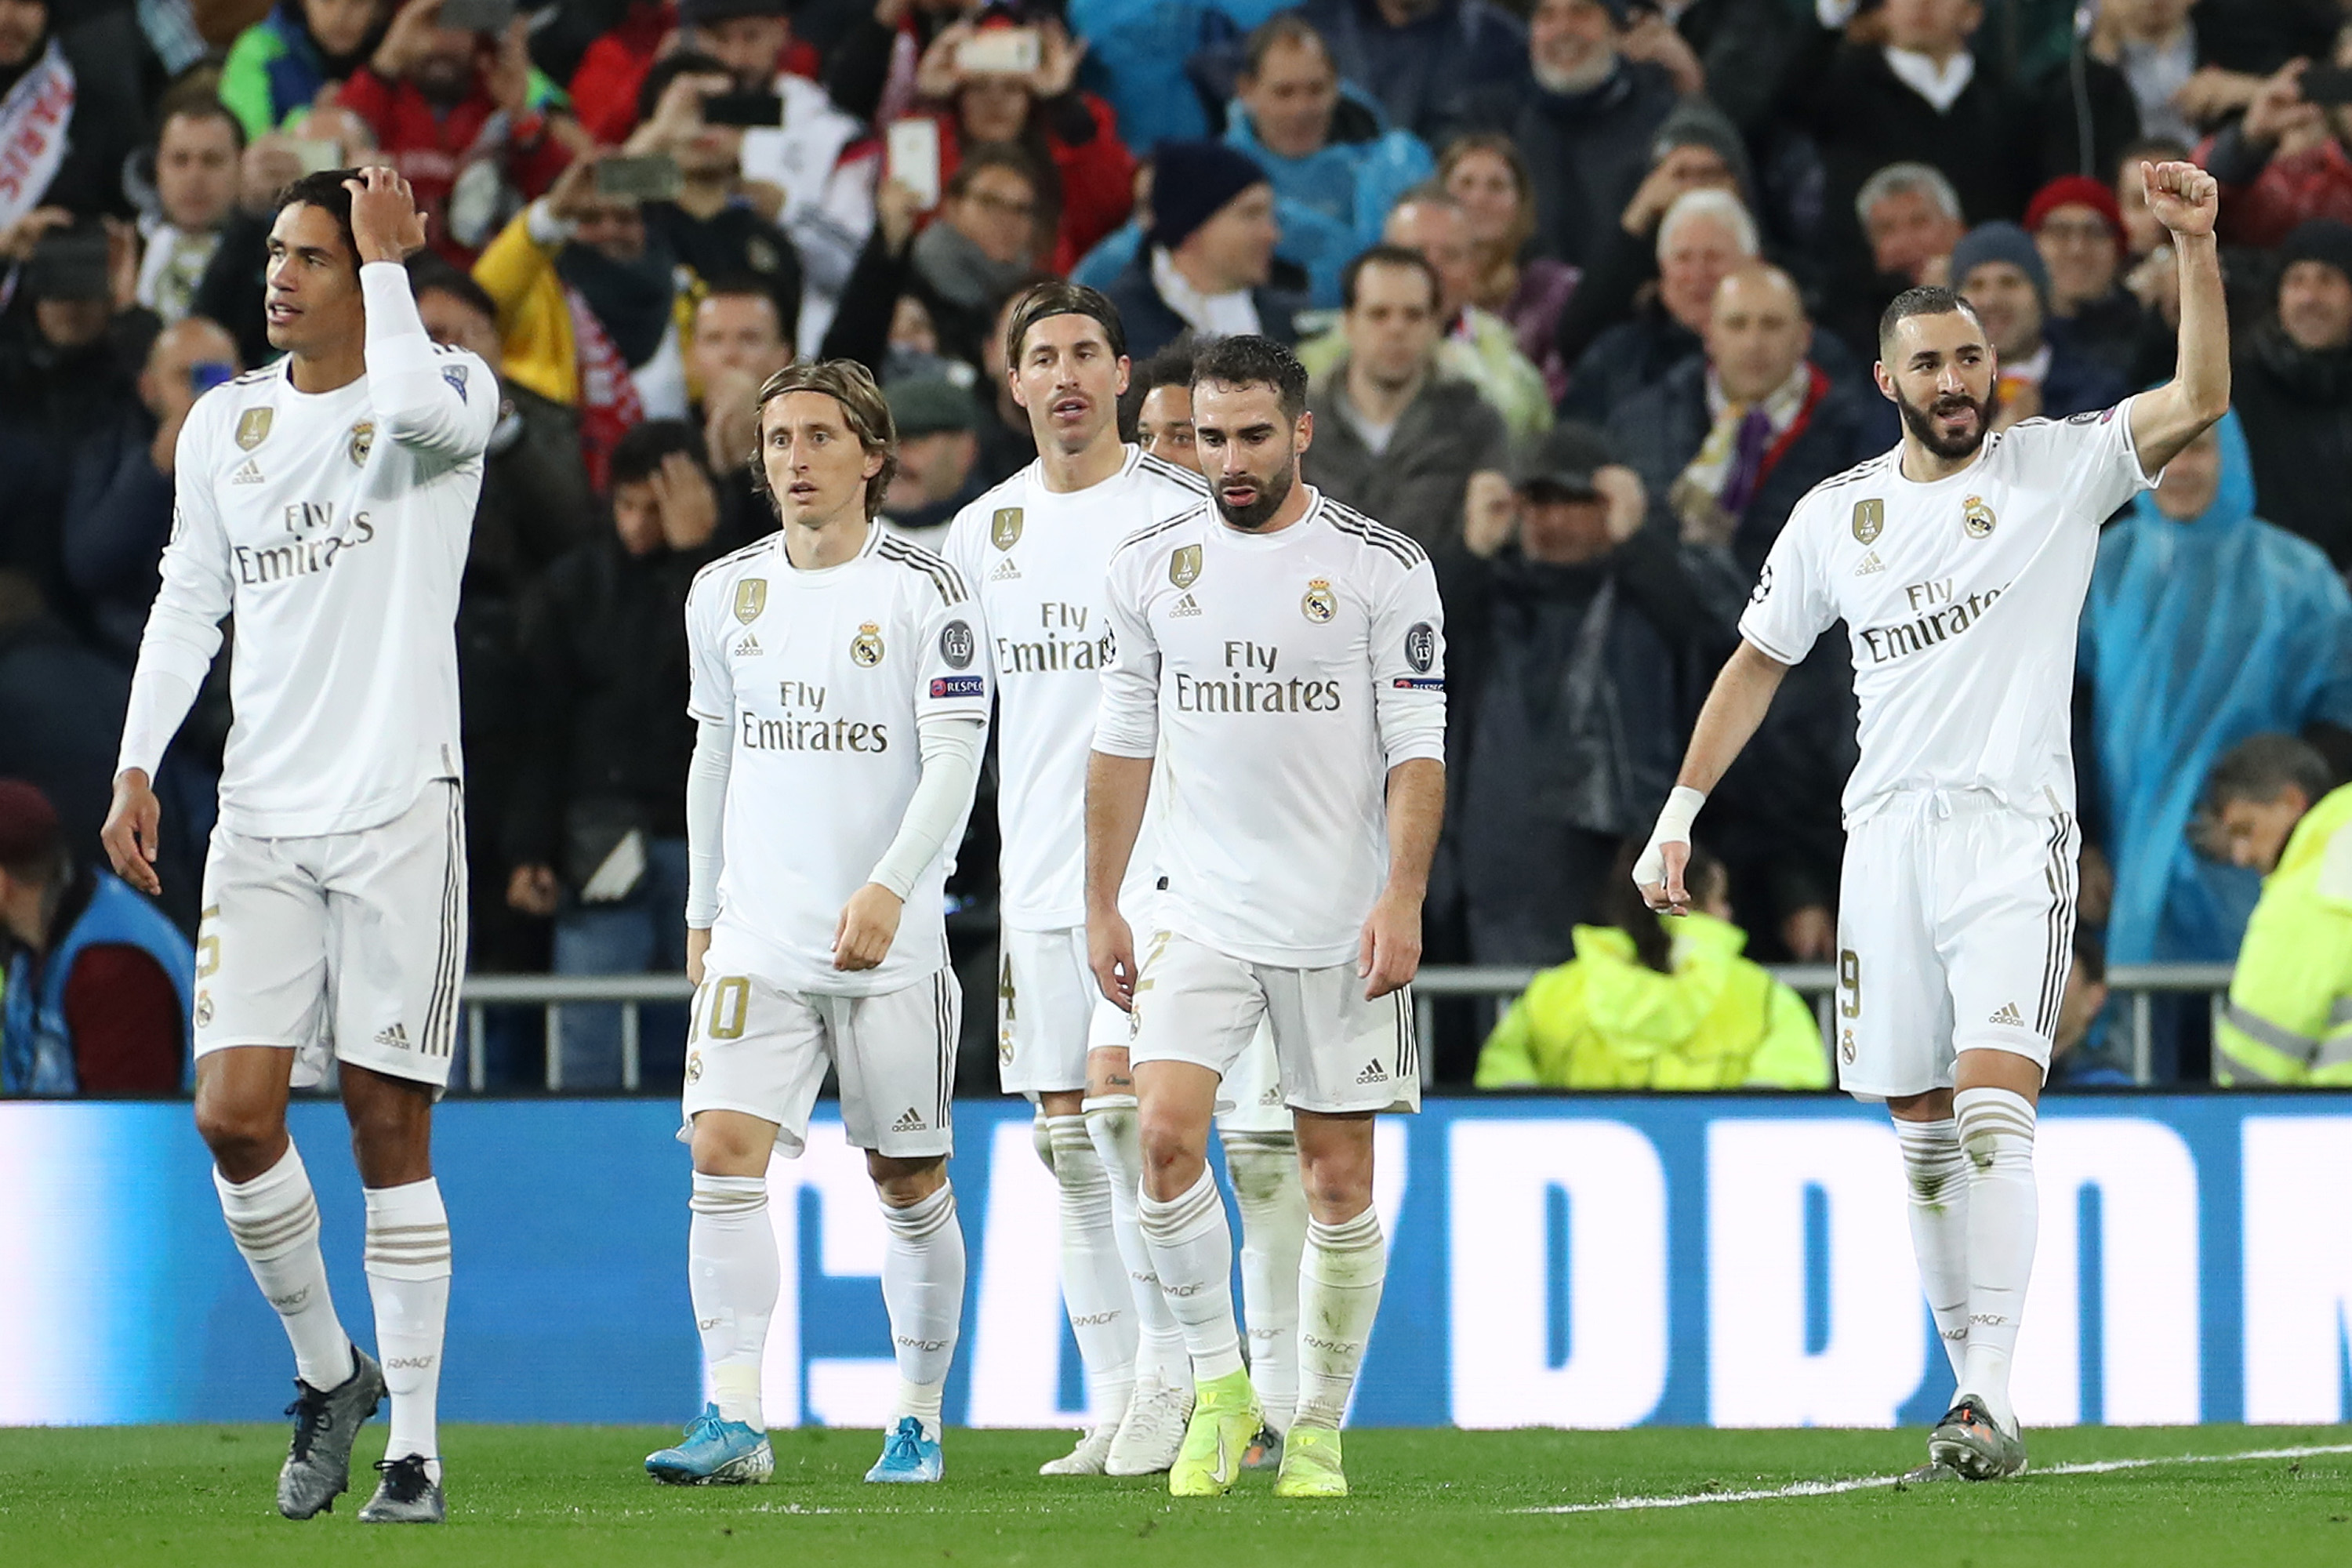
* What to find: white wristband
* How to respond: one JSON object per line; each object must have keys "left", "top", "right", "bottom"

{"left": 1633, "top": 786, "right": 1707, "bottom": 889}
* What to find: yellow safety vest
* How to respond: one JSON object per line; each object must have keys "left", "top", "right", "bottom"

{"left": 1474, "top": 913, "right": 1829, "bottom": 1091}
{"left": 2216, "top": 783, "right": 2352, "bottom": 1085}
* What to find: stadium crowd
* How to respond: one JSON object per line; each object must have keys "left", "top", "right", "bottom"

{"left": 4, "top": 0, "right": 2352, "bottom": 1094}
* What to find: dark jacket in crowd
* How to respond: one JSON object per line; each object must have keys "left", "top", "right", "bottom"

{"left": 644, "top": 201, "right": 804, "bottom": 341}
{"left": 1303, "top": 368, "right": 1510, "bottom": 550}
{"left": 1560, "top": 307, "right": 1700, "bottom": 428}
{"left": 2033, "top": 338, "right": 2132, "bottom": 423}
{"left": 60, "top": 402, "right": 174, "bottom": 662}
{"left": 0, "top": 312, "right": 153, "bottom": 622}
{"left": 1436, "top": 524, "right": 1733, "bottom": 966}
{"left": 1466, "top": 59, "right": 1680, "bottom": 274}
{"left": 504, "top": 533, "right": 724, "bottom": 877}
{"left": 1603, "top": 355, "right": 1880, "bottom": 574}
{"left": 1096, "top": 250, "right": 1304, "bottom": 364}
{"left": 1297, "top": 0, "right": 1528, "bottom": 146}
{"left": 2234, "top": 318, "right": 2352, "bottom": 570}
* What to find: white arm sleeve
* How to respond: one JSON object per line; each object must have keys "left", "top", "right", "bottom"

{"left": 867, "top": 713, "right": 986, "bottom": 899}
{"left": 118, "top": 408, "right": 235, "bottom": 777}
{"left": 684, "top": 715, "right": 732, "bottom": 928}
{"left": 361, "top": 263, "right": 499, "bottom": 459}
{"left": 1091, "top": 557, "right": 1161, "bottom": 759}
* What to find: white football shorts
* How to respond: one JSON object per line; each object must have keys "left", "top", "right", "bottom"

{"left": 191, "top": 780, "right": 466, "bottom": 1094}
{"left": 1126, "top": 930, "right": 1420, "bottom": 1116}
{"left": 1832, "top": 789, "right": 2079, "bottom": 1099}
{"left": 683, "top": 932, "right": 960, "bottom": 1159}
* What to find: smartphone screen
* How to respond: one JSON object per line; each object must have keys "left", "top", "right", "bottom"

{"left": 2300, "top": 67, "right": 2352, "bottom": 107}
{"left": 437, "top": 0, "right": 518, "bottom": 31}
{"left": 887, "top": 118, "right": 942, "bottom": 210}
{"left": 702, "top": 91, "right": 785, "bottom": 128}
{"left": 955, "top": 29, "right": 1041, "bottom": 76}
{"left": 593, "top": 154, "right": 684, "bottom": 203}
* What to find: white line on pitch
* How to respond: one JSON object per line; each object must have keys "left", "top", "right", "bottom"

{"left": 1517, "top": 1442, "right": 2352, "bottom": 1514}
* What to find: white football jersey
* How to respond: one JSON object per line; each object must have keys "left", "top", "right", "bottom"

{"left": 125, "top": 265, "right": 498, "bottom": 837}
{"left": 1094, "top": 488, "right": 1448, "bottom": 967}
{"left": 1740, "top": 398, "right": 2155, "bottom": 821}
{"left": 687, "top": 521, "right": 990, "bottom": 997}
{"left": 942, "top": 446, "right": 1207, "bottom": 931}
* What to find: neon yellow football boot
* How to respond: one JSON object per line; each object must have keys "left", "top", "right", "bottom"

{"left": 1167, "top": 1369, "right": 1261, "bottom": 1497}
{"left": 1273, "top": 1424, "right": 1347, "bottom": 1498}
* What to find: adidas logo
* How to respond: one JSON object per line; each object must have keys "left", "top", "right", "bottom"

{"left": 1854, "top": 550, "right": 1886, "bottom": 575}
{"left": 374, "top": 1022, "right": 412, "bottom": 1049}
{"left": 233, "top": 459, "right": 265, "bottom": 485}
{"left": 733, "top": 633, "right": 761, "bottom": 656}
{"left": 892, "top": 1106, "right": 927, "bottom": 1132}
{"left": 1356, "top": 1059, "right": 1388, "bottom": 1085}
{"left": 989, "top": 558, "right": 1020, "bottom": 580}
{"left": 1988, "top": 1002, "right": 2025, "bottom": 1027}
{"left": 1170, "top": 593, "right": 1202, "bottom": 618}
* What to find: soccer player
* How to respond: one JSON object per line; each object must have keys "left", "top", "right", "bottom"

{"left": 1087, "top": 335, "right": 1446, "bottom": 1498}
{"left": 101, "top": 166, "right": 498, "bottom": 1525}
{"left": 1635, "top": 161, "right": 2228, "bottom": 1481}
{"left": 645, "top": 360, "right": 987, "bottom": 1489}
{"left": 943, "top": 285, "right": 1308, "bottom": 1476}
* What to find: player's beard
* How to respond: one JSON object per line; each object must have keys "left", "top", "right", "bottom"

{"left": 1213, "top": 456, "right": 1297, "bottom": 531}
{"left": 1893, "top": 382, "right": 1994, "bottom": 461}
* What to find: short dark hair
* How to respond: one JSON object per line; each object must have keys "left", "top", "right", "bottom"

{"left": 406, "top": 255, "right": 499, "bottom": 327}
{"left": 156, "top": 84, "right": 246, "bottom": 154}
{"left": 696, "top": 272, "right": 794, "bottom": 354}
{"left": 1004, "top": 279, "right": 1126, "bottom": 367}
{"left": 2207, "top": 733, "right": 2334, "bottom": 812}
{"left": 1243, "top": 13, "right": 1332, "bottom": 78}
{"left": 949, "top": 141, "right": 1047, "bottom": 204}
{"left": 1190, "top": 333, "right": 1310, "bottom": 422}
{"left": 275, "top": 168, "right": 363, "bottom": 273}
{"left": 1120, "top": 338, "right": 1196, "bottom": 436}
{"left": 753, "top": 359, "right": 899, "bottom": 521}
{"left": 1877, "top": 284, "right": 1984, "bottom": 355}
{"left": 609, "top": 419, "right": 706, "bottom": 490}
{"left": 1341, "top": 243, "right": 1440, "bottom": 313}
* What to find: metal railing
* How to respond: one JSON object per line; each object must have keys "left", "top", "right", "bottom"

{"left": 460, "top": 963, "right": 2238, "bottom": 1091}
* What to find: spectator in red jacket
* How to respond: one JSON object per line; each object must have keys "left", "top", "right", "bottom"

{"left": 911, "top": 9, "right": 1134, "bottom": 274}
{"left": 569, "top": 0, "right": 826, "bottom": 143}
{"left": 339, "top": 0, "right": 575, "bottom": 263}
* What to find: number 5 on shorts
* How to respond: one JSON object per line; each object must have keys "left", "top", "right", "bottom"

{"left": 1838, "top": 948, "right": 1861, "bottom": 1019}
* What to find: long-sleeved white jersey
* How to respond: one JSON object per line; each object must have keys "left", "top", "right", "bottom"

{"left": 1094, "top": 487, "right": 1448, "bottom": 967}
{"left": 119, "top": 263, "right": 499, "bottom": 837}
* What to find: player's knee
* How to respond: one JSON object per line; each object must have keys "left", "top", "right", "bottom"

{"left": 194, "top": 1094, "right": 285, "bottom": 1176}
{"left": 1137, "top": 1109, "right": 1204, "bottom": 1186}
{"left": 869, "top": 1154, "right": 947, "bottom": 1207}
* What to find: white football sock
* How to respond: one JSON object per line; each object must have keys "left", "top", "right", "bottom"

{"left": 1137, "top": 1167, "right": 1245, "bottom": 1383}
{"left": 1294, "top": 1207, "right": 1385, "bottom": 1431}
{"left": 214, "top": 1142, "right": 354, "bottom": 1392}
{"left": 689, "top": 1172, "right": 777, "bottom": 1428}
{"left": 1955, "top": 1086, "right": 2039, "bottom": 1433}
{"left": 1225, "top": 1134, "right": 1307, "bottom": 1434}
{"left": 1046, "top": 1115, "right": 1137, "bottom": 1425}
{"left": 1086, "top": 1096, "right": 1189, "bottom": 1390}
{"left": 1894, "top": 1116, "right": 1971, "bottom": 1382}
{"left": 880, "top": 1182, "right": 964, "bottom": 1440}
{"left": 363, "top": 1178, "right": 452, "bottom": 1472}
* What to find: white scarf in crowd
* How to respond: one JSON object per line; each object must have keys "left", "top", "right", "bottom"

{"left": 0, "top": 40, "right": 75, "bottom": 234}
{"left": 1152, "top": 246, "right": 1260, "bottom": 339}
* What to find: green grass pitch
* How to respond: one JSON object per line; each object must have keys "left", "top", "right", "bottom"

{"left": 4, "top": 1425, "right": 2350, "bottom": 1566}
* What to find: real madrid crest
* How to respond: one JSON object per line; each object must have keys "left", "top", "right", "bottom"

{"left": 734, "top": 578, "right": 767, "bottom": 623}
{"left": 1301, "top": 578, "right": 1337, "bottom": 623}
{"left": 1852, "top": 497, "right": 1883, "bottom": 544}
{"left": 1963, "top": 495, "right": 1997, "bottom": 539}
{"left": 1169, "top": 544, "right": 1202, "bottom": 590}
{"left": 348, "top": 420, "right": 375, "bottom": 466}
{"left": 991, "top": 507, "right": 1022, "bottom": 550}
{"left": 235, "top": 407, "right": 273, "bottom": 451}
{"left": 851, "top": 621, "right": 885, "bottom": 666}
